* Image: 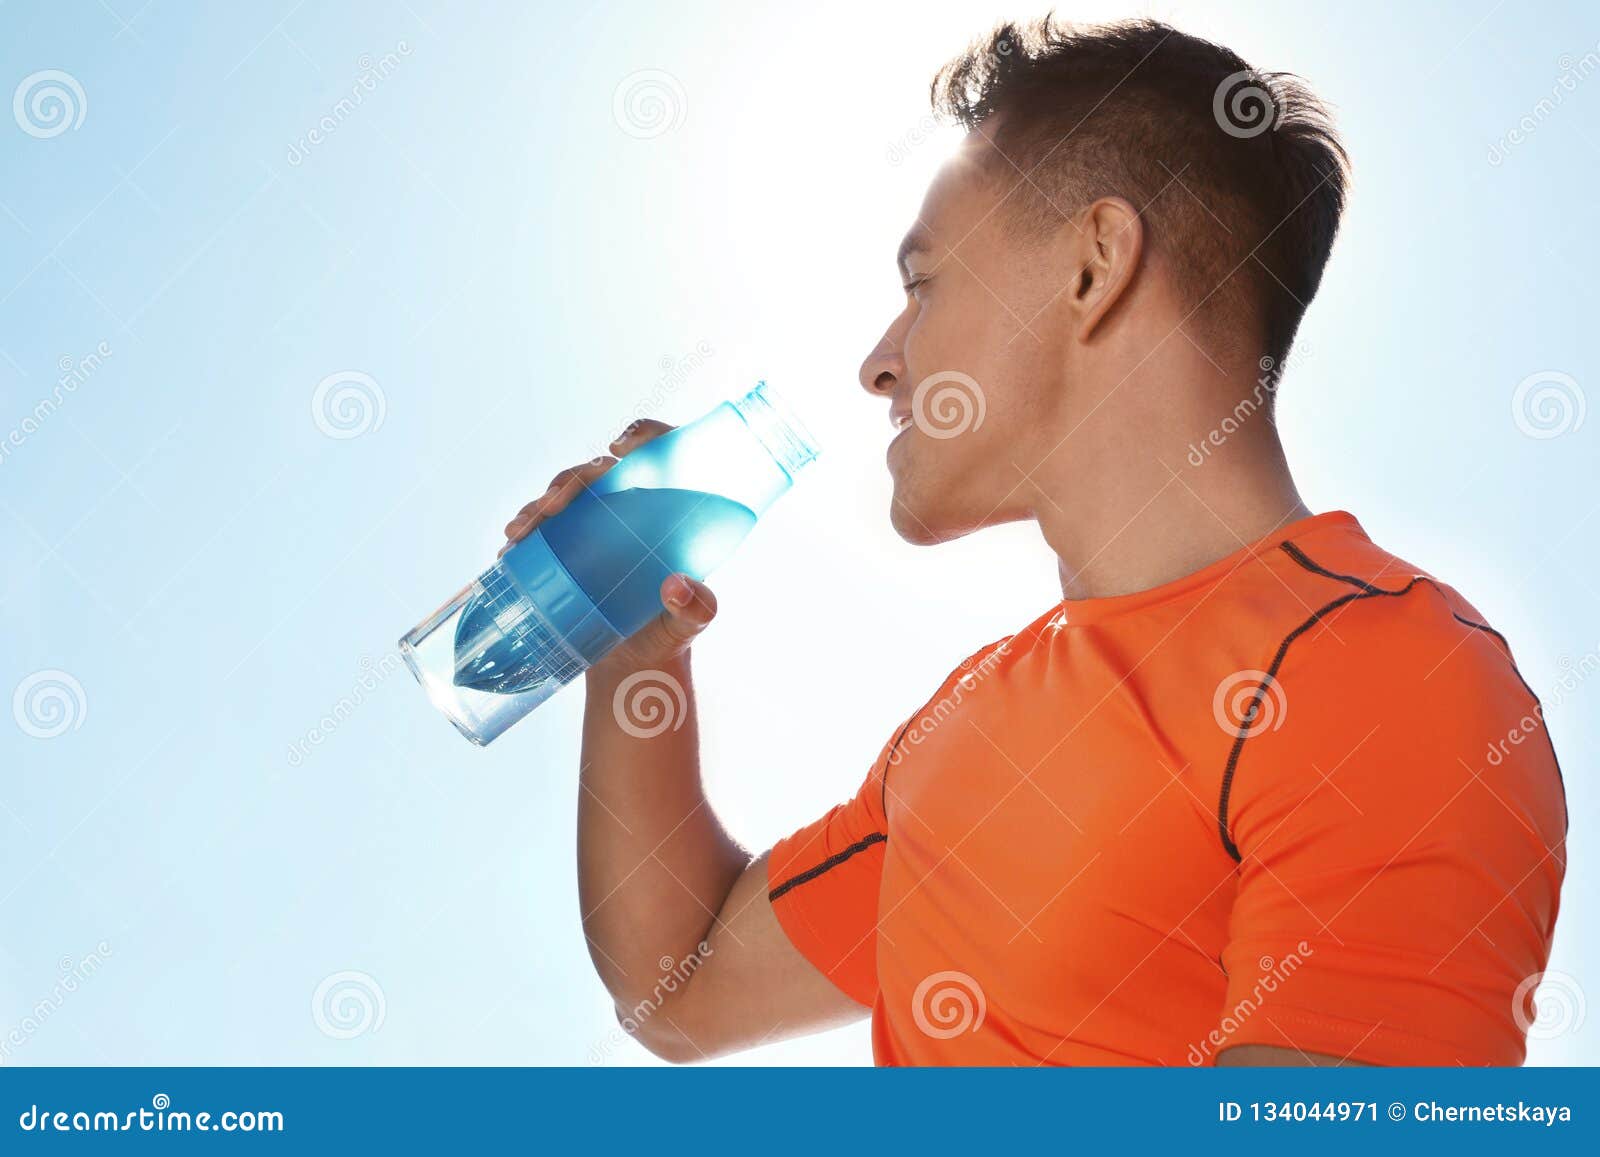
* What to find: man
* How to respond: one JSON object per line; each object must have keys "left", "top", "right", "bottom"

{"left": 507, "top": 18, "right": 1565, "bottom": 1065}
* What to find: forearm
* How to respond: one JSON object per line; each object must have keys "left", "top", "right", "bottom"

{"left": 577, "top": 650, "right": 749, "bottom": 1011}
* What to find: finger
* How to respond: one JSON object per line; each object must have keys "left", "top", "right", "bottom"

{"left": 609, "top": 419, "right": 674, "bottom": 456}
{"left": 544, "top": 456, "right": 616, "bottom": 499}
{"left": 502, "top": 499, "right": 543, "bottom": 540}
{"left": 503, "top": 456, "right": 617, "bottom": 544}
{"left": 638, "top": 574, "right": 718, "bottom": 654}
{"left": 538, "top": 456, "right": 615, "bottom": 516}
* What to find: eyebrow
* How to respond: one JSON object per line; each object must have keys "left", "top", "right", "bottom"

{"left": 896, "top": 227, "right": 934, "bottom": 283}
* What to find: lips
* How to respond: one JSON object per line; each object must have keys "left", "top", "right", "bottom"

{"left": 887, "top": 423, "right": 912, "bottom": 466}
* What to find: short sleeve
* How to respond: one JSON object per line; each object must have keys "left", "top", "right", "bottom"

{"left": 766, "top": 734, "right": 892, "bottom": 1007}
{"left": 1215, "top": 590, "right": 1566, "bottom": 1065}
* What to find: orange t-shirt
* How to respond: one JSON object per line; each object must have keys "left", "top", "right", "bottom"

{"left": 767, "top": 511, "right": 1566, "bottom": 1065}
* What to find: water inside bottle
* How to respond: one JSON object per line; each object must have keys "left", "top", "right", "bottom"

{"left": 452, "top": 486, "right": 758, "bottom": 694}
{"left": 448, "top": 565, "right": 585, "bottom": 697}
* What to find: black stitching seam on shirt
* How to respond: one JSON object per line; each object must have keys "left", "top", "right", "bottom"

{"left": 767, "top": 832, "right": 887, "bottom": 902}
{"left": 1448, "top": 617, "right": 1569, "bottom": 833}
{"left": 1279, "top": 540, "right": 1566, "bottom": 833}
{"left": 768, "top": 649, "right": 998, "bottom": 904}
{"left": 1217, "top": 541, "right": 1567, "bottom": 860}
{"left": 1217, "top": 541, "right": 1427, "bottom": 859}
{"left": 1214, "top": 575, "right": 1421, "bottom": 860}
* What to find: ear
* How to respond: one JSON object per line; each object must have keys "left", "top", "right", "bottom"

{"left": 1068, "top": 196, "right": 1143, "bottom": 342}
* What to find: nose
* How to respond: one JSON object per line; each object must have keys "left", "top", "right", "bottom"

{"left": 858, "top": 320, "right": 908, "bottom": 399}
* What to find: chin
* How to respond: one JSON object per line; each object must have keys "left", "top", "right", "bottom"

{"left": 888, "top": 488, "right": 971, "bottom": 546}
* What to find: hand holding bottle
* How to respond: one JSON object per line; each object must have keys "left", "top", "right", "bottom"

{"left": 400, "top": 382, "right": 815, "bottom": 745}
{"left": 498, "top": 418, "right": 720, "bottom": 676}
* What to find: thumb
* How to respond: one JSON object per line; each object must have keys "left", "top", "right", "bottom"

{"left": 635, "top": 574, "right": 718, "bottom": 657}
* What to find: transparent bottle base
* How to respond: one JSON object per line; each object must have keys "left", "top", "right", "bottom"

{"left": 399, "top": 580, "right": 575, "bottom": 746}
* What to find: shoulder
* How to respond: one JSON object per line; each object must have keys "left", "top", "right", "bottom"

{"left": 1266, "top": 523, "right": 1531, "bottom": 709}
{"left": 1219, "top": 519, "right": 1565, "bottom": 859}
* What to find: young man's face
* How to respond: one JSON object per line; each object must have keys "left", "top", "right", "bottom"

{"left": 859, "top": 131, "right": 1083, "bottom": 545}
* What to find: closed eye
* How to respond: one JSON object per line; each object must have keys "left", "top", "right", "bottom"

{"left": 902, "top": 277, "right": 928, "bottom": 295}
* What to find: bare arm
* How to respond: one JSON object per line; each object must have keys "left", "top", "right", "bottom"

{"left": 580, "top": 651, "right": 861, "bottom": 1060}
{"left": 505, "top": 420, "right": 865, "bottom": 1061}
{"left": 1217, "top": 1046, "right": 1368, "bottom": 1066}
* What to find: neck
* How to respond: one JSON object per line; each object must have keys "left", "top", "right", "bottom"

{"left": 1028, "top": 360, "right": 1311, "bottom": 602}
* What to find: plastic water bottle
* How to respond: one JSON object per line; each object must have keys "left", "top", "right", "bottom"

{"left": 400, "top": 382, "right": 818, "bottom": 745}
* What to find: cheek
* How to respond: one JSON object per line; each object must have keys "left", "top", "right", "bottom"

{"left": 906, "top": 371, "right": 991, "bottom": 444}
{"left": 903, "top": 284, "right": 1009, "bottom": 376}
{"left": 902, "top": 282, "right": 1061, "bottom": 458}
{"left": 985, "top": 342, "right": 1064, "bottom": 434}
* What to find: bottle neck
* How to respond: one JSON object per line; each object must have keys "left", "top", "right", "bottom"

{"left": 731, "top": 382, "right": 819, "bottom": 480}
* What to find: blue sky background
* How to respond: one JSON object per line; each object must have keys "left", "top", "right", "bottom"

{"left": 0, "top": 0, "right": 1595, "bottom": 1065}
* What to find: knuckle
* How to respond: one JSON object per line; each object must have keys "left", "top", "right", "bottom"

{"left": 658, "top": 619, "right": 693, "bottom": 647}
{"left": 612, "top": 419, "right": 673, "bottom": 451}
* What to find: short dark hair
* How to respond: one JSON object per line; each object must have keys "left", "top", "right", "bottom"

{"left": 931, "top": 17, "right": 1348, "bottom": 368}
